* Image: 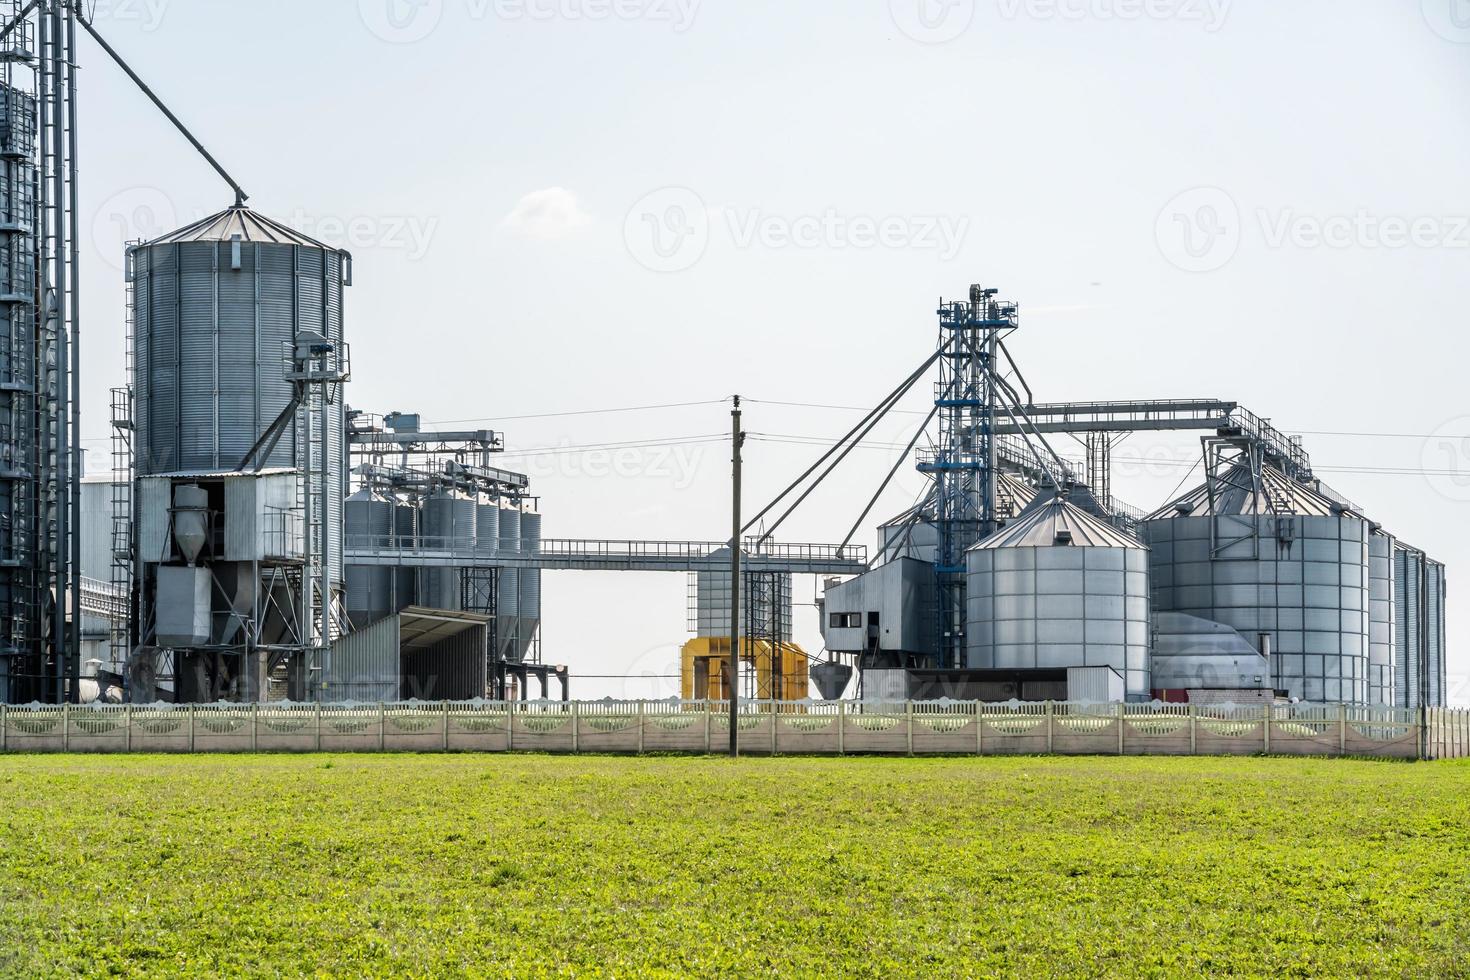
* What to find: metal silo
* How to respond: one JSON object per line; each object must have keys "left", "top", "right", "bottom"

{"left": 1368, "top": 530, "right": 1396, "bottom": 706}
{"left": 1141, "top": 464, "right": 1370, "bottom": 704}
{"left": 420, "top": 486, "right": 476, "bottom": 609}
{"left": 130, "top": 206, "right": 350, "bottom": 585}
{"left": 344, "top": 489, "right": 395, "bottom": 627}
{"left": 475, "top": 495, "right": 500, "bottom": 555}
{"left": 518, "top": 510, "right": 542, "bottom": 661}
{"left": 966, "top": 497, "right": 1151, "bottom": 700}
{"left": 391, "top": 494, "right": 418, "bottom": 610}
{"left": 497, "top": 504, "right": 521, "bottom": 661}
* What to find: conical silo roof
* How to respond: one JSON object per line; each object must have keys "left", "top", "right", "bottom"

{"left": 141, "top": 205, "right": 336, "bottom": 249}
{"left": 1147, "top": 463, "right": 1346, "bottom": 519}
{"left": 970, "top": 496, "right": 1143, "bottom": 550}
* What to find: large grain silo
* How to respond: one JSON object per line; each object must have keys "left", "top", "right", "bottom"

{"left": 128, "top": 206, "right": 352, "bottom": 701}
{"left": 419, "top": 485, "right": 476, "bottom": 610}
{"left": 1141, "top": 464, "right": 1370, "bottom": 704}
{"left": 966, "top": 497, "right": 1151, "bottom": 700}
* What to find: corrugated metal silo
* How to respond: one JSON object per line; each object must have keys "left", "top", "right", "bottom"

{"left": 344, "top": 488, "right": 396, "bottom": 627}
{"left": 1368, "top": 530, "right": 1396, "bottom": 706}
{"left": 1141, "top": 465, "right": 1370, "bottom": 703}
{"left": 497, "top": 504, "right": 521, "bottom": 660}
{"left": 966, "top": 497, "right": 1151, "bottom": 699}
{"left": 518, "top": 510, "right": 542, "bottom": 660}
{"left": 420, "top": 487, "right": 476, "bottom": 609}
{"left": 130, "top": 207, "right": 350, "bottom": 583}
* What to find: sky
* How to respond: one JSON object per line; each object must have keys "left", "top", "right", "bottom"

{"left": 74, "top": 0, "right": 1470, "bottom": 701}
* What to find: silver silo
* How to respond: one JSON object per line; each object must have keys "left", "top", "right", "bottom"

{"left": 497, "top": 504, "right": 521, "bottom": 661}
{"left": 518, "top": 510, "right": 542, "bottom": 660}
{"left": 390, "top": 494, "right": 418, "bottom": 609}
{"left": 1141, "top": 465, "right": 1370, "bottom": 704}
{"left": 131, "top": 207, "right": 350, "bottom": 584}
{"left": 475, "top": 495, "right": 500, "bottom": 555}
{"left": 1368, "top": 530, "right": 1396, "bottom": 706}
{"left": 1394, "top": 547, "right": 1448, "bottom": 709}
{"left": 966, "top": 497, "right": 1151, "bottom": 700}
{"left": 344, "top": 488, "right": 395, "bottom": 627}
{"left": 420, "top": 486, "right": 476, "bottom": 609}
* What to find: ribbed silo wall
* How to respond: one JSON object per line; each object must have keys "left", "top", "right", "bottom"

{"left": 966, "top": 545, "right": 1150, "bottom": 699}
{"left": 497, "top": 506, "right": 521, "bottom": 660}
{"left": 420, "top": 490, "right": 476, "bottom": 610}
{"left": 517, "top": 511, "right": 542, "bottom": 660}
{"left": 131, "top": 238, "right": 348, "bottom": 582}
{"left": 1368, "top": 531, "right": 1396, "bottom": 706}
{"left": 1142, "top": 514, "right": 1370, "bottom": 703}
{"left": 345, "top": 490, "right": 395, "bottom": 627}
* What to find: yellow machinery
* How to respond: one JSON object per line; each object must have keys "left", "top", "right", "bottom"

{"left": 680, "top": 636, "right": 809, "bottom": 701}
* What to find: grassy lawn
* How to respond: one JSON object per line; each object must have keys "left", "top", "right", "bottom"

{"left": 0, "top": 754, "right": 1467, "bottom": 977}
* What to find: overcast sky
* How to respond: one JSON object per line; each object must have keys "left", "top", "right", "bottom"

{"left": 76, "top": 0, "right": 1469, "bottom": 700}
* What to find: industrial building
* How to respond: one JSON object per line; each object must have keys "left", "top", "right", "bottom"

{"left": 815, "top": 286, "right": 1448, "bottom": 708}
{"left": 0, "top": 3, "right": 1448, "bottom": 710}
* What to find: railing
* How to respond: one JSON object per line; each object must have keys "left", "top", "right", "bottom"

{"left": 0, "top": 700, "right": 1459, "bottom": 760}
{"left": 343, "top": 535, "right": 866, "bottom": 568}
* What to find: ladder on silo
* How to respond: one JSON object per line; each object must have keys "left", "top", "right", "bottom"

{"left": 109, "top": 385, "right": 133, "bottom": 673}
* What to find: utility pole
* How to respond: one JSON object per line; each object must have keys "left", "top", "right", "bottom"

{"left": 729, "top": 395, "right": 744, "bottom": 757}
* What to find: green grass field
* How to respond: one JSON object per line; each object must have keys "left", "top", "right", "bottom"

{"left": 1, "top": 754, "right": 1467, "bottom": 977}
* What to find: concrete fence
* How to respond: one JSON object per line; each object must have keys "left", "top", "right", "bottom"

{"left": 2, "top": 701, "right": 1467, "bottom": 759}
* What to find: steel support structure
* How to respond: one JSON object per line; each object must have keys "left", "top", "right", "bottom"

{"left": 916, "top": 285, "right": 1017, "bottom": 670}
{"left": 0, "top": 1, "right": 78, "bottom": 703}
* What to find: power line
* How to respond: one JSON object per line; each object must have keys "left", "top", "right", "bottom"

{"left": 427, "top": 398, "right": 731, "bottom": 428}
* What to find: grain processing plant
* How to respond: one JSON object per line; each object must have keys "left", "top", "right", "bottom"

{"left": 0, "top": 3, "right": 1449, "bottom": 711}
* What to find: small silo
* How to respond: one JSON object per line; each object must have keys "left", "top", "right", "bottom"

{"left": 497, "top": 502, "right": 522, "bottom": 660}
{"left": 1141, "top": 464, "right": 1371, "bottom": 704}
{"left": 344, "top": 488, "right": 396, "bottom": 627}
{"left": 518, "top": 510, "right": 542, "bottom": 660}
{"left": 1368, "top": 530, "right": 1396, "bottom": 706}
{"left": 419, "top": 486, "right": 476, "bottom": 609}
{"left": 390, "top": 493, "right": 418, "bottom": 610}
{"left": 966, "top": 496, "right": 1151, "bottom": 700}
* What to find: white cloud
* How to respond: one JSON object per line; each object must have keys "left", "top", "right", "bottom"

{"left": 499, "top": 187, "right": 593, "bottom": 240}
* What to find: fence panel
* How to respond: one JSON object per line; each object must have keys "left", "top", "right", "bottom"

{"left": 510, "top": 703, "right": 576, "bottom": 753}
{"left": 979, "top": 702, "right": 1051, "bottom": 755}
{"left": 447, "top": 702, "right": 512, "bottom": 752}
{"left": 773, "top": 701, "right": 843, "bottom": 754}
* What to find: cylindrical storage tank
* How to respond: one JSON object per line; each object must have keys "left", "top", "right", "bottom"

{"left": 497, "top": 505, "right": 521, "bottom": 661}
{"left": 517, "top": 511, "right": 542, "bottom": 660}
{"left": 1141, "top": 465, "right": 1370, "bottom": 704}
{"left": 344, "top": 489, "right": 395, "bottom": 626}
{"left": 476, "top": 496, "right": 500, "bottom": 555}
{"left": 391, "top": 495, "right": 418, "bottom": 609}
{"left": 967, "top": 497, "right": 1151, "bottom": 700}
{"left": 130, "top": 207, "right": 350, "bottom": 583}
{"left": 420, "top": 487, "right": 477, "bottom": 609}
{"left": 1368, "top": 530, "right": 1396, "bottom": 706}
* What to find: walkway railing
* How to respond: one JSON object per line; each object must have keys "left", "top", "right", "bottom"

{"left": 1, "top": 701, "right": 1464, "bottom": 759}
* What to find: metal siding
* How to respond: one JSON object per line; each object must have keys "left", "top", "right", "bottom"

{"left": 328, "top": 615, "right": 401, "bottom": 702}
